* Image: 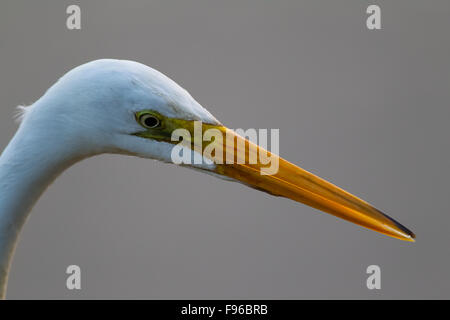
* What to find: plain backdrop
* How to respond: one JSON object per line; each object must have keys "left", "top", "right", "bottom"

{"left": 0, "top": 0, "right": 449, "bottom": 299}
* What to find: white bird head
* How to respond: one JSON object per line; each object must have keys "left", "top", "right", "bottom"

{"left": 18, "top": 59, "right": 219, "bottom": 164}
{"left": 14, "top": 59, "right": 414, "bottom": 241}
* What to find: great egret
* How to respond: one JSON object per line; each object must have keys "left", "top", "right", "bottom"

{"left": 0, "top": 59, "right": 414, "bottom": 298}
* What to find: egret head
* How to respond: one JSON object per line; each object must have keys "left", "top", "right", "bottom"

{"left": 18, "top": 59, "right": 221, "bottom": 165}
{"left": 16, "top": 59, "right": 415, "bottom": 242}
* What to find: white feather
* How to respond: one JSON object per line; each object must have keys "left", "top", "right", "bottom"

{"left": 13, "top": 105, "right": 32, "bottom": 123}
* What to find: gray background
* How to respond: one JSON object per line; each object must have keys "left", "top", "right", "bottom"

{"left": 0, "top": 0, "right": 449, "bottom": 299}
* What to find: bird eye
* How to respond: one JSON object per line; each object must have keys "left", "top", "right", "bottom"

{"left": 138, "top": 113, "right": 161, "bottom": 129}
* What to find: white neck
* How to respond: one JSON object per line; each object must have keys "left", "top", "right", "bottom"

{"left": 0, "top": 116, "right": 90, "bottom": 298}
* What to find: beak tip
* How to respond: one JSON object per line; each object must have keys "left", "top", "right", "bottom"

{"left": 396, "top": 224, "right": 415, "bottom": 242}
{"left": 378, "top": 209, "right": 415, "bottom": 242}
{"left": 402, "top": 232, "right": 416, "bottom": 242}
{"left": 401, "top": 230, "right": 416, "bottom": 242}
{"left": 398, "top": 228, "right": 416, "bottom": 242}
{"left": 398, "top": 225, "right": 416, "bottom": 242}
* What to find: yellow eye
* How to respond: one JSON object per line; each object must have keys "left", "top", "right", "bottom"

{"left": 138, "top": 113, "right": 161, "bottom": 129}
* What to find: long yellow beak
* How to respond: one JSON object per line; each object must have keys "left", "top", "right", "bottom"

{"left": 135, "top": 116, "right": 415, "bottom": 242}
{"left": 209, "top": 127, "right": 415, "bottom": 242}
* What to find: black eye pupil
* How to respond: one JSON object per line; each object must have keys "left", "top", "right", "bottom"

{"left": 143, "top": 116, "right": 159, "bottom": 128}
